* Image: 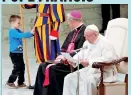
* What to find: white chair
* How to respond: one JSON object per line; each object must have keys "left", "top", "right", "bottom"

{"left": 92, "top": 18, "right": 128, "bottom": 95}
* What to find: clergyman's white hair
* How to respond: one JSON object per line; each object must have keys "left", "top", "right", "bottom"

{"left": 84, "top": 24, "right": 99, "bottom": 33}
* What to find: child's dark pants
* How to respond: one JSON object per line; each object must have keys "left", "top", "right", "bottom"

{"left": 8, "top": 52, "right": 25, "bottom": 85}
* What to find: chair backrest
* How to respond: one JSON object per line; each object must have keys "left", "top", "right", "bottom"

{"left": 105, "top": 18, "right": 128, "bottom": 74}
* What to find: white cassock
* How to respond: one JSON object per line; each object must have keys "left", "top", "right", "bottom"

{"left": 62, "top": 34, "right": 119, "bottom": 95}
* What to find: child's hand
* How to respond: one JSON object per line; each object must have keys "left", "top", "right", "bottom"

{"left": 30, "top": 27, "right": 35, "bottom": 34}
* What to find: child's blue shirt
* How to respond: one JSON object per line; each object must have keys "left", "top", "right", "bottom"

{"left": 9, "top": 28, "right": 33, "bottom": 53}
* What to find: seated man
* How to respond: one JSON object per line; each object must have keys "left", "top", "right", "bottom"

{"left": 33, "top": 10, "right": 86, "bottom": 95}
{"left": 63, "top": 24, "right": 118, "bottom": 95}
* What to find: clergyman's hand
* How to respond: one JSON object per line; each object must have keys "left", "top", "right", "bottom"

{"left": 56, "top": 55, "right": 65, "bottom": 60}
{"left": 67, "top": 60, "right": 73, "bottom": 65}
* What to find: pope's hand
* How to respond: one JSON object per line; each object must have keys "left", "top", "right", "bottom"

{"left": 80, "top": 59, "right": 89, "bottom": 67}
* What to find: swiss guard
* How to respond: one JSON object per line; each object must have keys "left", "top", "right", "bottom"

{"left": 21, "top": 4, "right": 65, "bottom": 63}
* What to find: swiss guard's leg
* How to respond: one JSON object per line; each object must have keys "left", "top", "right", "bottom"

{"left": 30, "top": 26, "right": 47, "bottom": 89}
{"left": 33, "top": 23, "right": 54, "bottom": 94}
{"left": 50, "top": 21, "right": 61, "bottom": 60}
{"left": 50, "top": 38, "right": 61, "bottom": 59}
{"left": 48, "top": 64, "right": 71, "bottom": 95}
{"left": 34, "top": 24, "right": 51, "bottom": 63}
{"left": 34, "top": 26, "right": 45, "bottom": 63}
{"left": 33, "top": 62, "right": 51, "bottom": 95}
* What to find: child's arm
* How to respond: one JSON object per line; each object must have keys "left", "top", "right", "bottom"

{"left": 10, "top": 29, "right": 34, "bottom": 38}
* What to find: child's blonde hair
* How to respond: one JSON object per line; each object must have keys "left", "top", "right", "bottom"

{"left": 9, "top": 15, "right": 21, "bottom": 23}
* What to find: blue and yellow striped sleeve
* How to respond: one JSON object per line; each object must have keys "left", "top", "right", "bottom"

{"left": 50, "top": 4, "right": 65, "bottom": 23}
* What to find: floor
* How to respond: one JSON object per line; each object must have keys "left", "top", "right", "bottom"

{"left": 2, "top": 58, "right": 38, "bottom": 95}
{"left": 2, "top": 44, "right": 126, "bottom": 95}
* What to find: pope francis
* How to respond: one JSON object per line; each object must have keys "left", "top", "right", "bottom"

{"left": 62, "top": 24, "right": 118, "bottom": 95}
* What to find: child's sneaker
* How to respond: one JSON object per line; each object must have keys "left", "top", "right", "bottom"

{"left": 5, "top": 82, "right": 17, "bottom": 89}
{"left": 17, "top": 83, "right": 27, "bottom": 88}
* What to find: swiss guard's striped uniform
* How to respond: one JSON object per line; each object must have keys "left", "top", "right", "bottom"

{"left": 21, "top": 4, "right": 65, "bottom": 63}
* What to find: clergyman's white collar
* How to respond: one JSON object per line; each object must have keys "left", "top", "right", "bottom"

{"left": 74, "top": 23, "right": 83, "bottom": 30}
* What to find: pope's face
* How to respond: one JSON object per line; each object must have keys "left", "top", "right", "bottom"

{"left": 84, "top": 30, "right": 98, "bottom": 44}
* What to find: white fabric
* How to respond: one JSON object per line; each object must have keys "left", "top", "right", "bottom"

{"left": 63, "top": 34, "right": 118, "bottom": 95}
{"left": 49, "top": 36, "right": 57, "bottom": 40}
{"left": 105, "top": 18, "right": 128, "bottom": 58}
{"left": 105, "top": 18, "right": 128, "bottom": 74}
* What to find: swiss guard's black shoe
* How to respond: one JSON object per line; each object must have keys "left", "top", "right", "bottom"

{"left": 28, "top": 85, "right": 35, "bottom": 89}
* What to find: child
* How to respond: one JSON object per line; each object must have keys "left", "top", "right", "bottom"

{"left": 6, "top": 15, "right": 34, "bottom": 88}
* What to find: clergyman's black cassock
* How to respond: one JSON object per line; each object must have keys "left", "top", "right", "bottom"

{"left": 33, "top": 24, "right": 86, "bottom": 95}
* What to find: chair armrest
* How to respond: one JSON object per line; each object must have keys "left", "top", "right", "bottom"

{"left": 92, "top": 57, "right": 128, "bottom": 69}
{"left": 92, "top": 56, "right": 128, "bottom": 94}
